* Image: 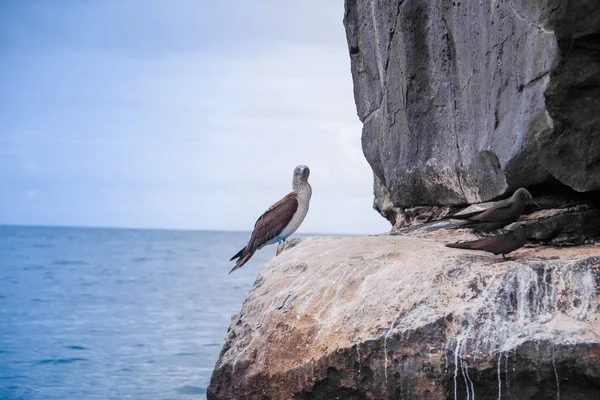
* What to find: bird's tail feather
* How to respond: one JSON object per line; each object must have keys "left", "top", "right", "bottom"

{"left": 443, "top": 210, "right": 484, "bottom": 221}
{"left": 448, "top": 223, "right": 468, "bottom": 230}
{"left": 229, "top": 250, "right": 255, "bottom": 274}
{"left": 448, "top": 221, "right": 480, "bottom": 229}
{"left": 230, "top": 247, "right": 245, "bottom": 261}
{"left": 445, "top": 242, "right": 479, "bottom": 250}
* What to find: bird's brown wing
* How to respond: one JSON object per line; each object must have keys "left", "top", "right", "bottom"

{"left": 447, "top": 199, "right": 510, "bottom": 221}
{"left": 253, "top": 193, "right": 295, "bottom": 226}
{"left": 228, "top": 193, "right": 298, "bottom": 273}
{"left": 446, "top": 236, "right": 493, "bottom": 250}
{"left": 449, "top": 220, "right": 512, "bottom": 232}
{"left": 469, "top": 235, "right": 510, "bottom": 254}
{"left": 468, "top": 199, "right": 513, "bottom": 222}
{"left": 248, "top": 193, "right": 299, "bottom": 252}
{"left": 446, "top": 231, "right": 516, "bottom": 255}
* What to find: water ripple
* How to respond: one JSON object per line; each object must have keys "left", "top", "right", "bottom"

{"left": 176, "top": 385, "right": 206, "bottom": 395}
{"left": 52, "top": 260, "right": 88, "bottom": 266}
{"left": 38, "top": 358, "right": 88, "bottom": 365}
{"left": 64, "top": 346, "right": 87, "bottom": 351}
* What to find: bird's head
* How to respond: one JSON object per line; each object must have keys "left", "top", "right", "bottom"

{"left": 513, "top": 188, "right": 539, "bottom": 207}
{"left": 508, "top": 221, "right": 528, "bottom": 237}
{"left": 293, "top": 165, "right": 310, "bottom": 187}
{"left": 510, "top": 221, "right": 527, "bottom": 230}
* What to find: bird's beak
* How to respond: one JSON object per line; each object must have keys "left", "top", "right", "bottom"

{"left": 532, "top": 200, "right": 541, "bottom": 208}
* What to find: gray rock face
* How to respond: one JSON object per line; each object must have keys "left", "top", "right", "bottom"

{"left": 372, "top": 173, "right": 400, "bottom": 224}
{"left": 207, "top": 235, "right": 600, "bottom": 399}
{"left": 344, "top": 0, "right": 600, "bottom": 208}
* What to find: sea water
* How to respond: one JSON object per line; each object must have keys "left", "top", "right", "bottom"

{"left": 0, "top": 225, "right": 275, "bottom": 399}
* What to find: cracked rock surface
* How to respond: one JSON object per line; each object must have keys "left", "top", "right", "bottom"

{"left": 207, "top": 235, "right": 600, "bottom": 399}
{"left": 344, "top": 0, "right": 600, "bottom": 209}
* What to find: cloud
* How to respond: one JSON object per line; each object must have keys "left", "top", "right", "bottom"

{"left": 0, "top": 0, "right": 391, "bottom": 234}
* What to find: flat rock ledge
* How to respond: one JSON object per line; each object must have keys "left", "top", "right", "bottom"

{"left": 208, "top": 234, "right": 600, "bottom": 399}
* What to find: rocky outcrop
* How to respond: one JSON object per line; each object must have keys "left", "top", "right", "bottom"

{"left": 344, "top": 0, "right": 600, "bottom": 208}
{"left": 207, "top": 234, "right": 600, "bottom": 399}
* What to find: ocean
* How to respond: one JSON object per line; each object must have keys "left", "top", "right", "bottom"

{"left": 0, "top": 225, "right": 278, "bottom": 400}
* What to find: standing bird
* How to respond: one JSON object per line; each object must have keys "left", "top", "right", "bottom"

{"left": 448, "top": 188, "right": 539, "bottom": 232}
{"left": 229, "top": 165, "right": 312, "bottom": 273}
{"left": 445, "top": 223, "right": 527, "bottom": 258}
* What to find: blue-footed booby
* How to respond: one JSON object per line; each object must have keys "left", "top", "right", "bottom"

{"left": 229, "top": 165, "right": 312, "bottom": 273}
{"left": 448, "top": 188, "right": 539, "bottom": 231}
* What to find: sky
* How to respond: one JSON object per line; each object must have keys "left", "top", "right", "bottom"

{"left": 0, "top": 0, "right": 391, "bottom": 234}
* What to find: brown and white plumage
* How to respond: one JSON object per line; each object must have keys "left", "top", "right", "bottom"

{"left": 229, "top": 165, "right": 311, "bottom": 273}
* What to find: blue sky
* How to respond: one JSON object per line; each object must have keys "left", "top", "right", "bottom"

{"left": 0, "top": 0, "right": 390, "bottom": 234}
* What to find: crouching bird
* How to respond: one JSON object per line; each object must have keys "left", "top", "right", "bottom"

{"left": 229, "top": 165, "right": 312, "bottom": 273}
{"left": 445, "top": 223, "right": 527, "bottom": 258}
{"left": 447, "top": 188, "right": 539, "bottom": 232}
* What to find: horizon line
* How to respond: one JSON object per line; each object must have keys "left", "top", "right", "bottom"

{"left": 0, "top": 222, "right": 383, "bottom": 237}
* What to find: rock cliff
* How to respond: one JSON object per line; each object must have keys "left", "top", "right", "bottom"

{"left": 207, "top": 234, "right": 600, "bottom": 399}
{"left": 343, "top": 0, "right": 600, "bottom": 213}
